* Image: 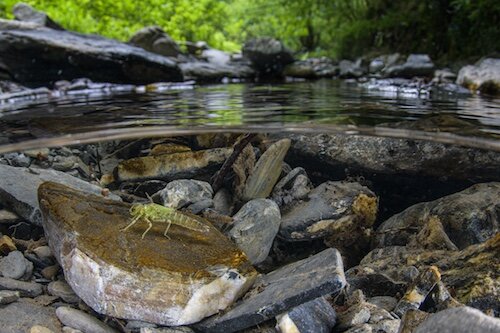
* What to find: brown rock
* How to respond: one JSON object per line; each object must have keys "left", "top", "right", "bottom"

{"left": 115, "top": 148, "right": 232, "bottom": 182}
{"left": 38, "top": 182, "right": 257, "bottom": 325}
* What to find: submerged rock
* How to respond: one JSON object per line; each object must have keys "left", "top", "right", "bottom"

{"left": 276, "top": 297, "right": 337, "bottom": 333}
{"left": 0, "top": 276, "right": 43, "bottom": 297}
{"left": 0, "top": 298, "right": 62, "bottom": 333}
{"left": 375, "top": 182, "right": 500, "bottom": 249}
{"left": 0, "top": 250, "right": 34, "bottom": 280}
{"left": 271, "top": 167, "right": 313, "bottom": 208}
{"left": 228, "top": 199, "right": 281, "bottom": 264}
{"left": 457, "top": 58, "right": 500, "bottom": 95}
{"left": 115, "top": 148, "right": 232, "bottom": 182}
{"left": 55, "top": 307, "right": 117, "bottom": 333}
{"left": 0, "top": 164, "right": 119, "bottom": 226}
{"left": 279, "top": 181, "right": 377, "bottom": 241}
{"left": 196, "top": 248, "right": 346, "bottom": 333}
{"left": 0, "top": 22, "right": 183, "bottom": 85}
{"left": 242, "top": 139, "right": 291, "bottom": 201}
{"left": 414, "top": 306, "right": 500, "bottom": 333}
{"left": 154, "top": 179, "right": 214, "bottom": 209}
{"left": 348, "top": 234, "right": 500, "bottom": 314}
{"left": 38, "top": 182, "right": 257, "bottom": 326}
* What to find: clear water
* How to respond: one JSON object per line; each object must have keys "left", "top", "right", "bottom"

{"left": 1, "top": 80, "right": 499, "bottom": 153}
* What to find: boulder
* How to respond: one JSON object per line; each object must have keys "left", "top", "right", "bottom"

{"left": 129, "top": 26, "right": 182, "bottom": 58}
{"left": 13, "top": 3, "right": 64, "bottom": 30}
{"left": 284, "top": 58, "right": 339, "bottom": 78}
{"left": 0, "top": 21, "right": 183, "bottom": 85}
{"left": 457, "top": 58, "right": 500, "bottom": 95}
{"left": 242, "top": 37, "right": 294, "bottom": 77}
{"left": 38, "top": 182, "right": 257, "bottom": 326}
{"left": 375, "top": 182, "right": 500, "bottom": 249}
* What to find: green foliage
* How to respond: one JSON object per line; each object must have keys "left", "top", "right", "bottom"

{"left": 0, "top": 0, "right": 498, "bottom": 60}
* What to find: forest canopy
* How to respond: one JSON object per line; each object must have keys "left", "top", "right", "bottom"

{"left": 1, "top": 0, "right": 499, "bottom": 61}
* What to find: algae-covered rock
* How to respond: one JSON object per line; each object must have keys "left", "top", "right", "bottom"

{"left": 279, "top": 181, "right": 378, "bottom": 241}
{"left": 115, "top": 148, "right": 232, "bottom": 182}
{"left": 375, "top": 182, "right": 500, "bottom": 250}
{"left": 38, "top": 182, "right": 257, "bottom": 326}
{"left": 347, "top": 234, "right": 500, "bottom": 314}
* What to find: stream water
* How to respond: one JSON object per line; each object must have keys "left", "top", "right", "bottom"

{"left": 1, "top": 79, "right": 499, "bottom": 153}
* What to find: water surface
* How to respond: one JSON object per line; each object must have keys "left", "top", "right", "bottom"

{"left": 1, "top": 80, "right": 499, "bottom": 152}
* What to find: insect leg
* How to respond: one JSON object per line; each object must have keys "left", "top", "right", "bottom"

{"left": 141, "top": 217, "right": 153, "bottom": 239}
{"left": 164, "top": 219, "right": 172, "bottom": 239}
{"left": 122, "top": 215, "right": 141, "bottom": 232}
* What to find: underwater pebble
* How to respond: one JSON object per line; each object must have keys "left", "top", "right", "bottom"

{"left": 0, "top": 276, "right": 43, "bottom": 297}
{"left": 62, "top": 327, "right": 83, "bottom": 333}
{"left": 276, "top": 297, "right": 337, "bottom": 333}
{"left": 0, "top": 250, "right": 34, "bottom": 280}
{"left": 41, "top": 264, "right": 60, "bottom": 280}
{"left": 414, "top": 306, "right": 500, "bottom": 333}
{"left": 0, "top": 299, "right": 62, "bottom": 332}
{"left": 140, "top": 327, "right": 195, "bottom": 333}
{"left": 213, "top": 188, "right": 233, "bottom": 215}
{"left": 0, "top": 289, "right": 20, "bottom": 304}
{"left": 0, "top": 235, "right": 17, "bottom": 254}
{"left": 56, "top": 307, "right": 118, "bottom": 333}
{"left": 271, "top": 167, "right": 313, "bottom": 207}
{"left": 367, "top": 296, "right": 398, "bottom": 312}
{"left": 155, "top": 179, "right": 213, "bottom": 209}
{"left": 33, "top": 245, "right": 54, "bottom": 260}
{"left": 48, "top": 280, "right": 80, "bottom": 303}
{"left": 229, "top": 199, "right": 281, "bottom": 264}
{"left": 30, "top": 325, "right": 55, "bottom": 333}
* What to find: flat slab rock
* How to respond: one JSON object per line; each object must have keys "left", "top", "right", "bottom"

{"left": 415, "top": 306, "right": 500, "bottom": 333}
{"left": 0, "top": 164, "right": 120, "bottom": 226}
{"left": 196, "top": 248, "right": 346, "bottom": 332}
{"left": 38, "top": 182, "right": 257, "bottom": 326}
{"left": 0, "top": 21, "right": 183, "bottom": 85}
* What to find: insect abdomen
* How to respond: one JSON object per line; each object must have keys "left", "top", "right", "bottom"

{"left": 163, "top": 210, "right": 210, "bottom": 233}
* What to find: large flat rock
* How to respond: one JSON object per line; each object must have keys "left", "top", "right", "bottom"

{"left": 0, "top": 164, "right": 120, "bottom": 225}
{"left": 196, "top": 248, "right": 346, "bottom": 332}
{"left": 0, "top": 21, "right": 183, "bottom": 85}
{"left": 38, "top": 182, "right": 257, "bottom": 326}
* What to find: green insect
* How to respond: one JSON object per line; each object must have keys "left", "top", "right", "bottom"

{"left": 121, "top": 203, "right": 210, "bottom": 239}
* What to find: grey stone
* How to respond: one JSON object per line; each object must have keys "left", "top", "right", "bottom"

{"left": 0, "top": 289, "right": 20, "bottom": 304}
{"left": 283, "top": 57, "right": 339, "bottom": 78}
{"left": 179, "top": 60, "right": 255, "bottom": 82}
{"left": 343, "top": 324, "right": 373, "bottom": 333}
{"left": 0, "top": 164, "right": 120, "bottom": 225}
{"left": 337, "top": 303, "right": 371, "bottom": 330}
{"left": 457, "top": 58, "right": 500, "bottom": 95}
{"left": 125, "top": 320, "right": 157, "bottom": 331}
{"left": 0, "top": 23, "right": 183, "bottom": 85}
{"left": 30, "top": 326, "right": 56, "bottom": 333}
{"left": 13, "top": 3, "right": 64, "bottom": 30}
{"left": 55, "top": 307, "right": 118, "bottom": 333}
{"left": 0, "top": 276, "right": 43, "bottom": 297}
{"left": 0, "top": 298, "right": 62, "bottom": 333}
{"left": 383, "top": 54, "right": 435, "bottom": 78}
{"left": 213, "top": 188, "right": 233, "bottom": 215}
{"left": 48, "top": 280, "right": 80, "bottom": 303}
{"left": 271, "top": 167, "right": 313, "bottom": 207}
{"left": 372, "top": 319, "right": 400, "bottom": 333}
{"left": 196, "top": 248, "right": 346, "bottom": 332}
{"left": 62, "top": 327, "right": 83, "bottom": 333}
{"left": 229, "top": 199, "right": 281, "bottom": 264}
{"left": 0, "top": 250, "right": 34, "bottom": 280}
{"left": 414, "top": 306, "right": 500, "bottom": 333}
{"left": 129, "top": 26, "right": 182, "bottom": 58}
{"left": 242, "top": 37, "right": 294, "bottom": 77}
{"left": 366, "top": 296, "right": 398, "bottom": 312}
{"left": 156, "top": 179, "right": 213, "bottom": 209}
{"left": 186, "top": 199, "right": 214, "bottom": 214}
{"left": 375, "top": 183, "right": 500, "bottom": 250}
{"left": 133, "top": 180, "right": 167, "bottom": 197}
{"left": 33, "top": 245, "right": 54, "bottom": 260}
{"left": 279, "top": 181, "right": 377, "bottom": 241}
{"left": 140, "top": 327, "right": 195, "bottom": 333}
{"left": 339, "top": 59, "right": 366, "bottom": 78}
{"left": 276, "top": 297, "right": 336, "bottom": 333}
